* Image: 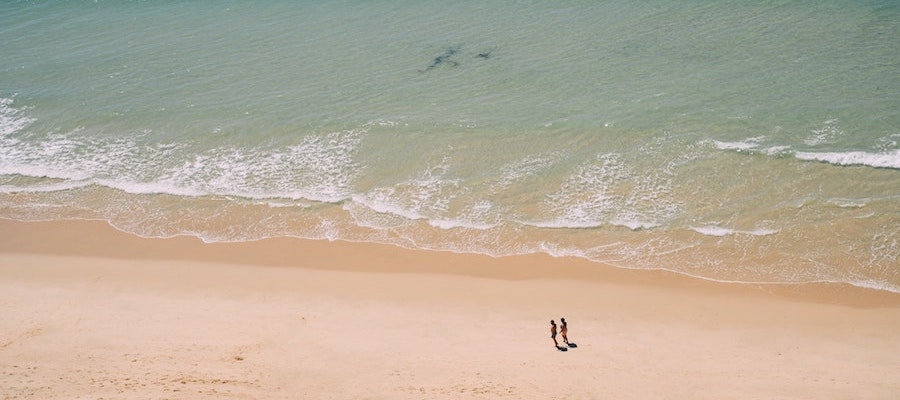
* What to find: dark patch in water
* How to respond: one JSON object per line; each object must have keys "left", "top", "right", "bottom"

{"left": 420, "top": 47, "right": 461, "bottom": 73}
{"left": 420, "top": 47, "right": 493, "bottom": 73}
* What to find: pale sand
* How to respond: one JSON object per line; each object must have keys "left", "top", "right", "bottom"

{"left": 1, "top": 219, "right": 898, "bottom": 399}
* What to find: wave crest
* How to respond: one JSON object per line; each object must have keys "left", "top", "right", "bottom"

{"left": 795, "top": 149, "right": 900, "bottom": 169}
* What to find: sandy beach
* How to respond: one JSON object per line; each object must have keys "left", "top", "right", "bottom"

{"left": 1, "top": 219, "right": 898, "bottom": 399}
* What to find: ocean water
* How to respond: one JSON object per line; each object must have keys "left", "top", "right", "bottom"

{"left": 1, "top": 1, "right": 898, "bottom": 292}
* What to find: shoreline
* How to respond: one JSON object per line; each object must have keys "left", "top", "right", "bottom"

{"left": 2, "top": 218, "right": 899, "bottom": 398}
{"left": 0, "top": 218, "right": 897, "bottom": 308}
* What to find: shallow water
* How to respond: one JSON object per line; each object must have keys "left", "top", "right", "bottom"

{"left": 1, "top": 1, "right": 898, "bottom": 291}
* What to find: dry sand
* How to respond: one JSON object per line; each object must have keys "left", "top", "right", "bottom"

{"left": 1, "top": 219, "right": 898, "bottom": 399}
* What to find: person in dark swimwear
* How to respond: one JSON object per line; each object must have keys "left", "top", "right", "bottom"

{"left": 550, "top": 320, "right": 558, "bottom": 347}
{"left": 560, "top": 317, "right": 569, "bottom": 345}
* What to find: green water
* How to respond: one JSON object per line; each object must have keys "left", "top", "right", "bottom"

{"left": 1, "top": 1, "right": 898, "bottom": 291}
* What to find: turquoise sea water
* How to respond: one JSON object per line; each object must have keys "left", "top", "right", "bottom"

{"left": 2, "top": 1, "right": 898, "bottom": 291}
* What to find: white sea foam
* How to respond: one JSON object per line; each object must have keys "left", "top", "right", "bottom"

{"left": 610, "top": 219, "right": 660, "bottom": 231}
{"left": 1, "top": 128, "right": 162, "bottom": 187}
{"left": 691, "top": 226, "right": 732, "bottom": 237}
{"left": 364, "top": 119, "right": 405, "bottom": 127}
{"left": 537, "top": 241, "right": 590, "bottom": 258}
{"left": 537, "top": 142, "right": 685, "bottom": 231}
{"left": 429, "top": 200, "right": 498, "bottom": 230}
{"left": 351, "top": 192, "right": 428, "bottom": 221}
{"left": 93, "top": 178, "right": 208, "bottom": 197}
{"left": 826, "top": 198, "right": 868, "bottom": 208}
{"left": 493, "top": 152, "right": 560, "bottom": 190}
{"left": 343, "top": 199, "right": 418, "bottom": 230}
{"left": 690, "top": 225, "right": 780, "bottom": 237}
{"left": 521, "top": 219, "right": 603, "bottom": 229}
{"left": 876, "top": 133, "right": 899, "bottom": 150}
{"left": 1, "top": 126, "right": 367, "bottom": 203}
{"left": 428, "top": 218, "right": 495, "bottom": 230}
{"left": 710, "top": 135, "right": 900, "bottom": 169}
{"left": 795, "top": 149, "right": 900, "bottom": 169}
{"left": 0, "top": 163, "right": 93, "bottom": 181}
{"left": 261, "top": 200, "right": 312, "bottom": 208}
{"left": 846, "top": 279, "right": 900, "bottom": 294}
{"left": 352, "top": 154, "right": 464, "bottom": 226}
{"left": 545, "top": 153, "right": 627, "bottom": 227}
{"left": 764, "top": 145, "right": 791, "bottom": 156}
{"left": 710, "top": 138, "right": 793, "bottom": 157}
{"left": 711, "top": 136, "right": 766, "bottom": 152}
{"left": 0, "top": 97, "right": 34, "bottom": 137}
{"left": 0, "top": 180, "right": 90, "bottom": 194}
{"left": 520, "top": 217, "right": 659, "bottom": 231}
{"left": 805, "top": 119, "right": 842, "bottom": 146}
{"left": 157, "top": 130, "right": 363, "bottom": 202}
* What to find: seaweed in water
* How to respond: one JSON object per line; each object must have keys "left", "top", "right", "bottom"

{"left": 420, "top": 47, "right": 493, "bottom": 73}
{"left": 420, "top": 47, "right": 461, "bottom": 72}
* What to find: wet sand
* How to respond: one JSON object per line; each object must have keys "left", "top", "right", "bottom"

{"left": 1, "top": 219, "right": 898, "bottom": 399}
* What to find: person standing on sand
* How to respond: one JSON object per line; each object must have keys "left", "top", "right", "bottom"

{"left": 550, "top": 320, "right": 558, "bottom": 347}
{"left": 560, "top": 318, "right": 569, "bottom": 345}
